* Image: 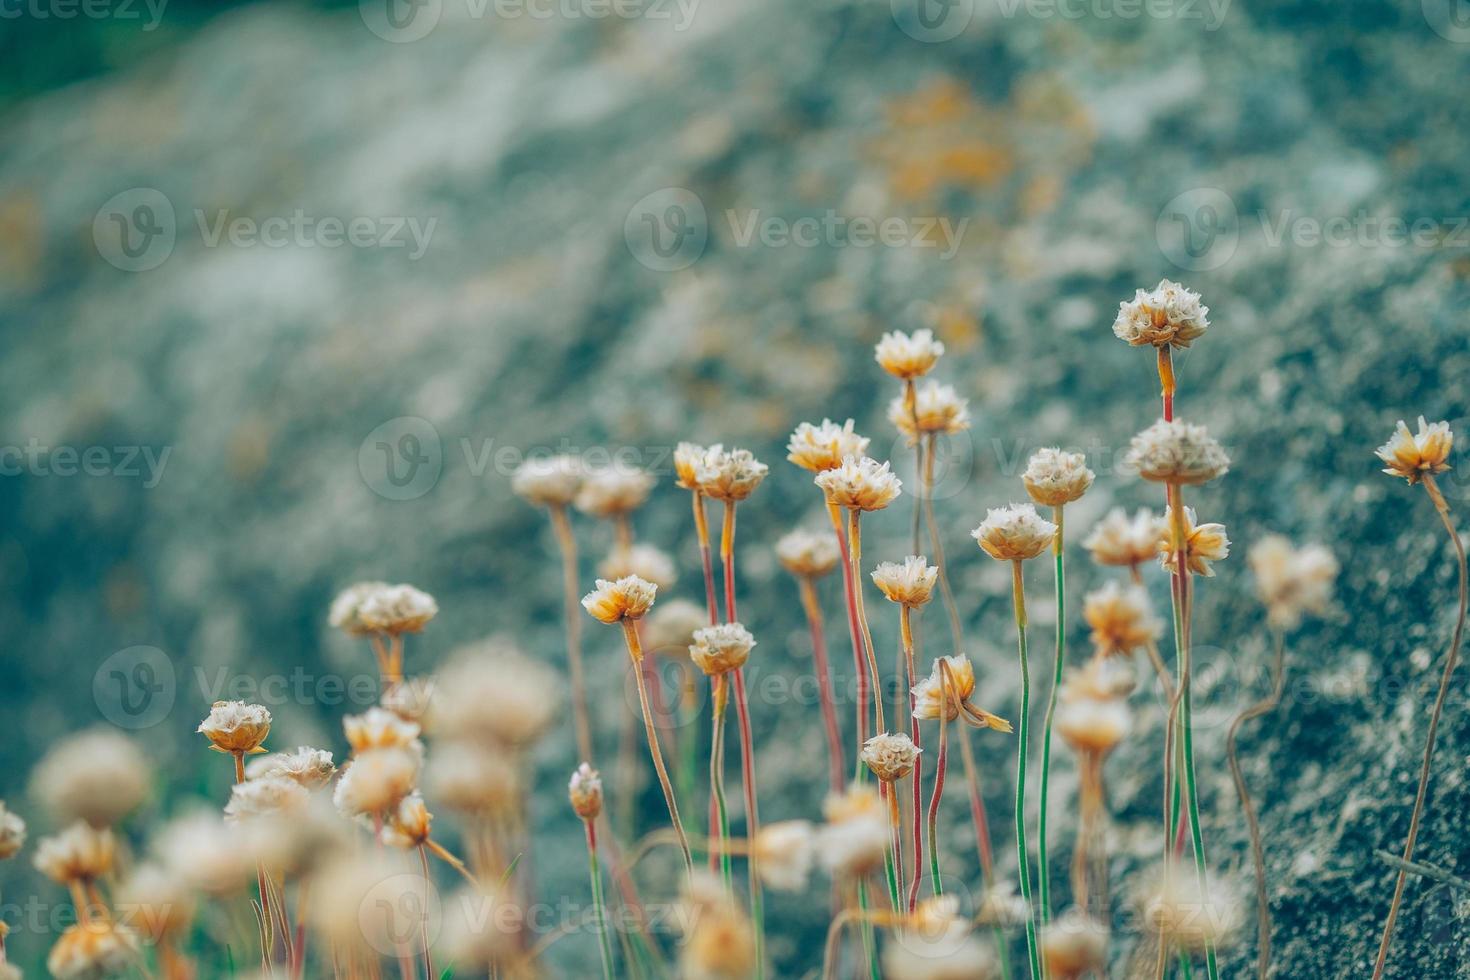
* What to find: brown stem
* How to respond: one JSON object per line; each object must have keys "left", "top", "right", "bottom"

{"left": 692, "top": 492, "right": 718, "bottom": 627}
{"left": 1372, "top": 474, "right": 1468, "bottom": 978}
{"left": 799, "top": 575, "right": 846, "bottom": 792}
{"left": 621, "top": 620, "right": 693, "bottom": 878}
{"left": 549, "top": 504, "right": 594, "bottom": 763}
{"left": 830, "top": 502, "right": 871, "bottom": 751}
{"left": 922, "top": 433, "right": 965, "bottom": 654}
{"left": 901, "top": 606, "right": 923, "bottom": 913}
{"left": 848, "top": 509, "right": 885, "bottom": 735}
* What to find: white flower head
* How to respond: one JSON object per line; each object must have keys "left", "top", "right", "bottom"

{"left": 972, "top": 504, "right": 1057, "bottom": 562}
{"left": 582, "top": 575, "right": 658, "bottom": 624}
{"left": 575, "top": 465, "right": 655, "bottom": 517}
{"left": 1022, "top": 448, "right": 1094, "bottom": 507}
{"left": 775, "top": 528, "right": 841, "bottom": 578}
{"left": 871, "top": 556, "right": 938, "bottom": 607}
{"left": 787, "top": 419, "right": 870, "bottom": 473}
{"left": 1376, "top": 416, "right": 1453, "bottom": 485}
{"left": 511, "top": 454, "right": 584, "bottom": 508}
{"left": 358, "top": 583, "right": 438, "bottom": 634}
{"left": 689, "top": 623, "right": 756, "bottom": 676}
{"left": 875, "top": 328, "right": 945, "bottom": 379}
{"left": 889, "top": 381, "right": 971, "bottom": 445}
{"left": 1126, "top": 419, "right": 1230, "bottom": 485}
{"left": 814, "top": 456, "right": 902, "bottom": 512}
{"left": 1113, "top": 279, "right": 1210, "bottom": 349}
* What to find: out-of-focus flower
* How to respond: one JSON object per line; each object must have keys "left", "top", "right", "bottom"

{"left": 1141, "top": 867, "right": 1241, "bottom": 954}
{"left": 0, "top": 801, "right": 25, "bottom": 860}
{"left": 1126, "top": 419, "right": 1230, "bottom": 485}
{"left": 691, "top": 446, "right": 768, "bottom": 503}
{"left": 47, "top": 921, "right": 139, "bottom": 980}
{"left": 1112, "top": 279, "right": 1209, "bottom": 349}
{"left": 582, "top": 575, "right": 657, "bottom": 624}
{"left": 34, "top": 822, "right": 115, "bottom": 884}
{"left": 776, "top": 528, "right": 841, "bottom": 578}
{"left": 889, "top": 382, "right": 970, "bottom": 444}
{"left": 1083, "top": 582, "right": 1162, "bottom": 656}
{"left": 426, "top": 743, "right": 520, "bottom": 817}
{"left": 380, "top": 677, "right": 437, "bottom": 729}
{"left": 1039, "top": 909, "right": 1108, "bottom": 979}
{"left": 246, "top": 747, "right": 336, "bottom": 791}
{"left": 752, "top": 821, "right": 814, "bottom": 892}
{"left": 328, "top": 581, "right": 390, "bottom": 635}
{"left": 787, "top": 419, "right": 870, "bottom": 473}
{"left": 972, "top": 504, "right": 1057, "bottom": 562}
{"left": 1161, "top": 507, "right": 1230, "bottom": 578}
{"left": 1249, "top": 535, "right": 1339, "bottom": 629}
{"left": 1054, "top": 689, "right": 1131, "bottom": 756}
{"left": 380, "top": 792, "right": 432, "bottom": 849}
{"left": 344, "top": 707, "right": 423, "bottom": 755}
{"left": 224, "top": 776, "right": 310, "bottom": 822}
{"left": 511, "top": 455, "right": 583, "bottom": 508}
{"left": 331, "top": 747, "right": 420, "bottom": 817}
{"left": 644, "top": 599, "right": 709, "bottom": 653}
{"left": 358, "top": 584, "right": 438, "bottom": 634}
{"left": 575, "top": 466, "right": 655, "bottom": 518}
{"left": 677, "top": 877, "right": 757, "bottom": 980}
{"left": 1083, "top": 508, "right": 1168, "bottom": 568}
{"left": 1376, "top": 417, "right": 1453, "bottom": 485}
{"left": 116, "top": 864, "right": 195, "bottom": 943}
{"left": 599, "top": 543, "right": 677, "bottom": 588}
{"left": 434, "top": 643, "right": 558, "bottom": 747}
{"left": 198, "top": 701, "right": 271, "bottom": 755}
{"left": 31, "top": 730, "right": 151, "bottom": 827}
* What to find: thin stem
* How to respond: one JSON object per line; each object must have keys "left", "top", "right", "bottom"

{"left": 549, "top": 504, "right": 593, "bottom": 763}
{"left": 857, "top": 879, "right": 881, "bottom": 980}
{"left": 234, "top": 750, "right": 274, "bottom": 966}
{"left": 1011, "top": 560, "right": 1042, "bottom": 980}
{"left": 901, "top": 605, "right": 923, "bottom": 912}
{"left": 418, "top": 845, "right": 435, "bottom": 980}
{"left": 830, "top": 502, "right": 872, "bottom": 763}
{"left": 733, "top": 668, "right": 766, "bottom": 979}
{"left": 1226, "top": 628, "right": 1285, "bottom": 980}
{"left": 922, "top": 433, "right": 965, "bottom": 653}
{"left": 848, "top": 509, "right": 886, "bottom": 735}
{"left": 692, "top": 491, "right": 718, "bottom": 626}
{"left": 908, "top": 379, "right": 922, "bottom": 556}
{"left": 620, "top": 620, "right": 693, "bottom": 878}
{"left": 927, "top": 662, "right": 954, "bottom": 897}
{"left": 710, "top": 676, "right": 734, "bottom": 891}
{"left": 800, "top": 575, "right": 846, "bottom": 792}
{"left": 1372, "top": 474, "right": 1467, "bottom": 978}
{"left": 957, "top": 727, "right": 995, "bottom": 883}
{"left": 881, "top": 781, "right": 904, "bottom": 914}
{"left": 721, "top": 501, "right": 738, "bottom": 623}
{"left": 584, "top": 820, "right": 617, "bottom": 980}
{"left": 1158, "top": 345, "right": 1176, "bottom": 421}
{"left": 1037, "top": 504, "right": 1065, "bottom": 925}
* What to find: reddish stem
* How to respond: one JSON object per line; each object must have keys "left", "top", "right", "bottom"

{"left": 800, "top": 576, "right": 846, "bottom": 792}
{"left": 830, "top": 503, "right": 870, "bottom": 750}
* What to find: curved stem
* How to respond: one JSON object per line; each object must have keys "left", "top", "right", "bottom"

{"left": 927, "top": 663, "right": 954, "bottom": 897}
{"left": 709, "top": 676, "right": 733, "bottom": 891}
{"left": 902, "top": 606, "right": 923, "bottom": 912}
{"left": 848, "top": 509, "right": 886, "bottom": 736}
{"left": 1037, "top": 504, "right": 1065, "bottom": 925}
{"left": 1227, "top": 628, "right": 1285, "bottom": 980}
{"left": 1372, "top": 474, "right": 1468, "bottom": 978}
{"left": 621, "top": 621, "right": 693, "bottom": 879}
{"left": 881, "top": 781, "right": 903, "bottom": 914}
{"left": 830, "top": 502, "right": 872, "bottom": 763}
{"left": 800, "top": 575, "right": 846, "bottom": 793}
{"left": 1011, "top": 560, "right": 1041, "bottom": 980}
{"left": 957, "top": 726, "right": 994, "bottom": 882}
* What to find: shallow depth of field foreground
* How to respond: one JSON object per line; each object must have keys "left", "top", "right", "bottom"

{"left": 2, "top": 2, "right": 1470, "bottom": 978}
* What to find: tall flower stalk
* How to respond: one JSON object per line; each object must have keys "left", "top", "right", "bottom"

{"left": 1371, "top": 420, "right": 1464, "bottom": 978}
{"left": 569, "top": 764, "right": 615, "bottom": 980}
{"left": 778, "top": 529, "right": 846, "bottom": 792}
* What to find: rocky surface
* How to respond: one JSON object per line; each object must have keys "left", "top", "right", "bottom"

{"left": 2, "top": 0, "right": 1469, "bottom": 975}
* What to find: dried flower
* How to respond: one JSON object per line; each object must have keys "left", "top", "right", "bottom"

{"left": 889, "top": 381, "right": 971, "bottom": 445}
{"left": 510, "top": 454, "right": 583, "bottom": 507}
{"left": 197, "top": 701, "right": 272, "bottom": 755}
{"left": 875, "top": 328, "right": 945, "bottom": 379}
{"left": 359, "top": 583, "right": 438, "bottom": 634}
{"left": 0, "top": 801, "right": 25, "bottom": 860}
{"left": 31, "top": 730, "right": 151, "bottom": 827}
{"left": 814, "top": 456, "right": 902, "bottom": 512}
{"left": 752, "top": 821, "right": 814, "bottom": 892}
{"left": 972, "top": 504, "right": 1057, "bottom": 562}
{"left": 328, "top": 580, "right": 390, "bottom": 635}
{"left": 582, "top": 575, "right": 658, "bottom": 623}
{"left": 568, "top": 763, "right": 603, "bottom": 820}
{"left": 882, "top": 922, "right": 997, "bottom": 980}
{"left": 689, "top": 623, "right": 756, "bottom": 676}
{"left": 434, "top": 642, "right": 558, "bottom": 746}
{"left": 1112, "top": 279, "right": 1209, "bottom": 349}
{"left": 1055, "top": 692, "right": 1131, "bottom": 755}
{"left": 1126, "top": 419, "right": 1230, "bottom": 485}
{"left": 116, "top": 864, "right": 195, "bottom": 943}
{"left": 156, "top": 812, "right": 256, "bottom": 895}
{"left": 308, "top": 852, "right": 422, "bottom": 956}
{"left": 1141, "top": 866, "right": 1241, "bottom": 953}
{"left": 674, "top": 442, "right": 707, "bottom": 490}
{"left": 775, "top": 528, "right": 841, "bottom": 578}
{"left": 861, "top": 732, "right": 922, "bottom": 781}
{"left": 246, "top": 746, "right": 337, "bottom": 790}
{"left": 47, "top": 921, "right": 139, "bottom": 980}
{"left": 644, "top": 599, "right": 709, "bottom": 653}
{"left": 822, "top": 784, "right": 884, "bottom": 824}
{"left": 575, "top": 465, "right": 655, "bottom": 517}
{"left": 225, "top": 776, "right": 310, "bottom": 822}
{"left": 912, "top": 655, "right": 1012, "bottom": 731}
{"left": 1083, "top": 508, "right": 1168, "bottom": 568}
{"left": 1161, "top": 506, "right": 1230, "bottom": 578}
{"left": 331, "top": 747, "right": 420, "bottom": 817}
{"left": 871, "top": 555, "right": 938, "bottom": 607}
{"left": 343, "top": 706, "right": 423, "bottom": 755}
{"left": 787, "top": 419, "right": 871, "bottom": 473}
{"left": 677, "top": 876, "right": 757, "bottom": 980}
{"left": 599, "top": 542, "right": 678, "bottom": 588}
{"left": 426, "top": 743, "right": 520, "bottom": 816}
{"left": 1039, "top": 909, "right": 1109, "bottom": 979}
{"left": 1376, "top": 416, "right": 1453, "bottom": 485}
{"left": 34, "top": 822, "right": 115, "bottom": 884}
{"left": 441, "top": 887, "right": 519, "bottom": 969}
{"left": 691, "top": 446, "right": 769, "bottom": 502}
{"left": 816, "top": 812, "right": 888, "bottom": 878}
{"left": 1083, "top": 582, "right": 1162, "bottom": 656}
{"left": 1023, "top": 448, "right": 1095, "bottom": 507}
{"left": 380, "top": 677, "right": 437, "bottom": 729}
{"left": 380, "top": 792, "right": 432, "bottom": 848}
{"left": 1249, "top": 535, "right": 1339, "bottom": 629}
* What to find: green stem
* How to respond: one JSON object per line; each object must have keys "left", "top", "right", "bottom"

{"left": 710, "top": 679, "right": 734, "bottom": 892}
{"left": 857, "top": 879, "right": 881, "bottom": 980}
{"left": 1012, "top": 561, "right": 1042, "bottom": 980}
{"left": 585, "top": 821, "right": 617, "bottom": 980}
{"left": 1037, "top": 505, "right": 1065, "bottom": 925}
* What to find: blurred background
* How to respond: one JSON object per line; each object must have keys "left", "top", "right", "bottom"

{"left": 2, "top": 0, "right": 1470, "bottom": 975}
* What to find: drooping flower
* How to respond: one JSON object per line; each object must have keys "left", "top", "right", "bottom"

{"left": 582, "top": 575, "right": 658, "bottom": 624}
{"left": 689, "top": 623, "right": 756, "bottom": 676}
{"left": 1112, "top": 279, "right": 1210, "bottom": 349}
{"left": 1375, "top": 416, "right": 1453, "bottom": 485}
{"left": 1126, "top": 419, "right": 1230, "bottom": 485}
{"left": 1083, "top": 508, "right": 1168, "bottom": 568}
{"left": 1022, "top": 448, "right": 1095, "bottom": 507}
{"left": 871, "top": 555, "right": 938, "bottom": 607}
{"left": 1249, "top": 535, "right": 1339, "bottom": 629}
{"left": 815, "top": 456, "right": 902, "bottom": 512}
{"left": 787, "top": 419, "right": 870, "bottom": 473}
{"left": 889, "top": 381, "right": 971, "bottom": 445}
{"left": 1161, "top": 506, "right": 1230, "bottom": 578}
{"left": 911, "top": 655, "right": 1012, "bottom": 731}
{"left": 972, "top": 504, "right": 1057, "bottom": 562}
{"left": 775, "top": 528, "right": 840, "bottom": 578}
{"left": 875, "top": 328, "right": 945, "bottom": 379}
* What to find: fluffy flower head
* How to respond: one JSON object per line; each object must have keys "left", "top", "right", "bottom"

{"left": 1112, "top": 279, "right": 1210, "bottom": 349}
{"left": 972, "top": 504, "right": 1057, "bottom": 562}
{"left": 575, "top": 465, "right": 655, "bottom": 517}
{"left": 1083, "top": 508, "right": 1168, "bottom": 568}
{"left": 875, "top": 328, "right": 945, "bottom": 379}
{"left": 689, "top": 623, "right": 756, "bottom": 676}
{"left": 1161, "top": 507, "right": 1230, "bottom": 577}
{"left": 1083, "top": 582, "right": 1162, "bottom": 656}
{"left": 691, "top": 446, "right": 769, "bottom": 502}
{"left": 1376, "top": 416, "right": 1453, "bottom": 485}
{"left": 814, "top": 456, "right": 902, "bottom": 511}
{"left": 582, "top": 575, "right": 658, "bottom": 623}
{"left": 358, "top": 583, "right": 438, "bottom": 634}
{"left": 568, "top": 763, "right": 603, "bottom": 820}
{"left": 871, "top": 556, "right": 938, "bottom": 607}
{"left": 510, "top": 454, "right": 583, "bottom": 507}
{"left": 1022, "top": 448, "right": 1095, "bottom": 507}
{"left": 775, "top": 528, "right": 840, "bottom": 578}
{"left": 31, "top": 729, "right": 151, "bottom": 827}
{"left": 860, "top": 732, "right": 921, "bottom": 781}
{"left": 1249, "top": 535, "right": 1339, "bottom": 629}
{"left": 1126, "top": 419, "right": 1230, "bottom": 485}
{"left": 198, "top": 700, "right": 272, "bottom": 755}
{"left": 889, "top": 381, "right": 971, "bottom": 445}
{"left": 786, "top": 419, "right": 870, "bottom": 473}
